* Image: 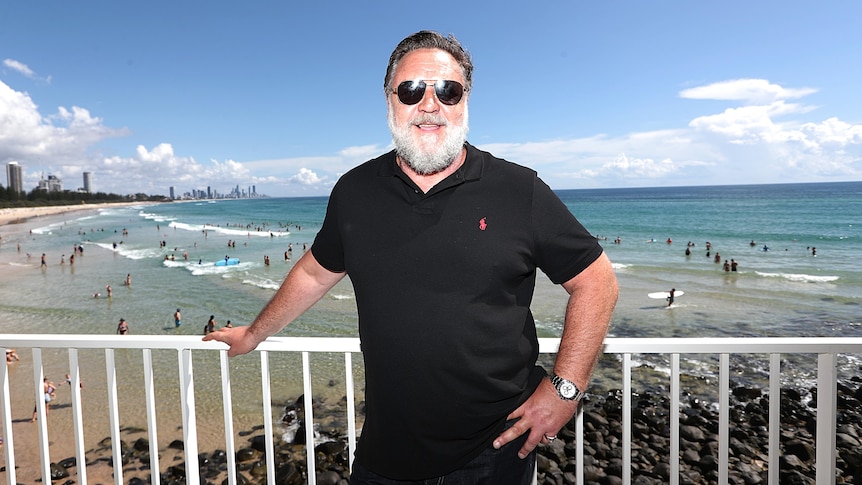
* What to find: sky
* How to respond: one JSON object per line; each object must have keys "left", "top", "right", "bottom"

{"left": 1, "top": 1, "right": 861, "bottom": 198}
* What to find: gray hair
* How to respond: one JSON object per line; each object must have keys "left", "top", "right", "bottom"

{"left": 384, "top": 30, "right": 473, "bottom": 95}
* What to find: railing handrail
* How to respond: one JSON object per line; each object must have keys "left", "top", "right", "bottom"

{"left": 3, "top": 334, "right": 861, "bottom": 353}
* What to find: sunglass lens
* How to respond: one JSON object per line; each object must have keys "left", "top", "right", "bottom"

{"left": 395, "top": 80, "right": 465, "bottom": 105}
{"left": 397, "top": 81, "right": 426, "bottom": 105}
{"left": 435, "top": 81, "right": 464, "bottom": 105}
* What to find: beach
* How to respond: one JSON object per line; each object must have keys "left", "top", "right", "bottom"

{"left": 0, "top": 202, "right": 149, "bottom": 228}
{"left": 1, "top": 183, "right": 860, "bottom": 482}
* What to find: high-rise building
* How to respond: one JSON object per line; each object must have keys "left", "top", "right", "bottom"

{"left": 6, "top": 161, "right": 24, "bottom": 194}
{"left": 83, "top": 172, "right": 93, "bottom": 193}
{"left": 37, "top": 174, "right": 63, "bottom": 192}
{"left": 169, "top": 186, "right": 175, "bottom": 199}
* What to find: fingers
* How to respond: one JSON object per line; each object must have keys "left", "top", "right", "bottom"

{"left": 517, "top": 428, "right": 546, "bottom": 459}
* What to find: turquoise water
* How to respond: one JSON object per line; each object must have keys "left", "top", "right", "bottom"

{"left": 1, "top": 182, "right": 860, "bottom": 341}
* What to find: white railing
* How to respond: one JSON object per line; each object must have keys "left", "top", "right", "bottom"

{"left": 2, "top": 335, "right": 859, "bottom": 485}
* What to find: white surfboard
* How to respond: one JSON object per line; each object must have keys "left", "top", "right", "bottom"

{"left": 648, "top": 290, "right": 684, "bottom": 299}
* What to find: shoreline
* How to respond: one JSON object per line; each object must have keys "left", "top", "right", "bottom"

{"left": 0, "top": 202, "right": 153, "bottom": 228}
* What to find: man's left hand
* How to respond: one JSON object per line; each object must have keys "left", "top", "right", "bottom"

{"left": 492, "top": 378, "right": 579, "bottom": 459}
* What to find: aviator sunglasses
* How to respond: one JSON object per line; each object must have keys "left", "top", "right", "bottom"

{"left": 393, "top": 79, "right": 466, "bottom": 106}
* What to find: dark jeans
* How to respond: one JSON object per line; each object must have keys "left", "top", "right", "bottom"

{"left": 349, "top": 421, "right": 535, "bottom": 485}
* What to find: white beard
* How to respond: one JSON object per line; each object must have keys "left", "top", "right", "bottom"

{"left": 388, "top": 102, "right": 469, "bottom": 175}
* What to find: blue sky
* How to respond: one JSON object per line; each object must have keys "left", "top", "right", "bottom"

{"left": 2, "top": 1, "right": 860, "bottom": 197}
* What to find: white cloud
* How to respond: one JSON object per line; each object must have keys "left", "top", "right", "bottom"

{"left": 0, "top": 79, "right": 127, "bottom": 164}
{"left": 289, "top": 168, "right": 326, "bottom": 185}
{"left": 679, "top": 78, "right": 817, "bottom": 104}
{"left": 3, "top": 59, "right": 37, "bottom": 78}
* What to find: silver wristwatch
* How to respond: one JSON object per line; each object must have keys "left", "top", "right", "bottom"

{"left": 550, "top": 374, "right": 585, "bottom": 401}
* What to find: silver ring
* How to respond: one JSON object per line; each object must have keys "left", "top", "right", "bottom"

{"left": 544, "top": 434, "right": 557, "bottom": 442}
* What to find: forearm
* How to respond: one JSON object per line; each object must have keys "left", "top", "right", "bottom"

{"left": 554, "top": 252, "right": 618, "bottom": 390}
{"left": 246, "top": 251, "right": 345, "bottom": 345}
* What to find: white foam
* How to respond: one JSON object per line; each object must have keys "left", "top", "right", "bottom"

{"left": 168, "top": 221, "right": 290, "bottom": 238}
{"left": 241, "top": 277, "right": 281, "bottom": 290}
{"left": 755, "top": 271, "right": 839, "bottom": 283}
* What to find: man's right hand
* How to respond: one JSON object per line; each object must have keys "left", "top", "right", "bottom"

{"left": 202, "top": 325, "right": 260, "bottom": 357}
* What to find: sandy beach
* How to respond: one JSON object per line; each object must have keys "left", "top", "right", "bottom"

{"left": 0, "top": 202, "right": 148, "bottom": 228}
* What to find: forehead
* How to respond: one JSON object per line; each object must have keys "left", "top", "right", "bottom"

{"left": 393, "top": 48, "right": 464, "bottom": 83}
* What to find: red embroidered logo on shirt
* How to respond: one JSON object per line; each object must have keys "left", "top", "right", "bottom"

{"left": 478, "top": 217, "right": 487, "bottom": 231}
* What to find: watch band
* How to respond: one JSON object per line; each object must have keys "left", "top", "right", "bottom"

{"left": 550, "top": 373, "right": 585, "bottom": 401}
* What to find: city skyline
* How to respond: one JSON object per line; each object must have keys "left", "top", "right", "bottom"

{"left": 5, "top": 160, "right": 256, "bottom": 199}
{"left": 1, "top": 2, "right": 860, "bottom": 197}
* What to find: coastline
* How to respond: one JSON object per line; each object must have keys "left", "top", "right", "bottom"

{"left": 0, "top": 202, "right": 150, "bottom": 228}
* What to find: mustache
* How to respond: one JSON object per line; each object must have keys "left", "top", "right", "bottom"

{"left": 410, "top": 114, "right": 448, "bottom": 126}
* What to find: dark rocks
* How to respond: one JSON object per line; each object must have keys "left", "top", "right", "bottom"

{"left": 534, "top": 380, "right": 862, "bottom": 484}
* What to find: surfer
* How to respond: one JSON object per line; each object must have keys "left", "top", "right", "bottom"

{"left": 667, "top": 288, "right": 676, "bottom": 307}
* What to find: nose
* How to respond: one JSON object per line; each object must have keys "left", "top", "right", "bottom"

{"left": 416, "top": 85, "right": 441, "bottom": 111}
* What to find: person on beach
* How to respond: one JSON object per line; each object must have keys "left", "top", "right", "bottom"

{"left": 105, "top": 284, "right": 112, "bottom": 298}
{"left": 124, "top": 273, "right": 131, "bottom": 286}
{"left": 64, "top": 373, "right": 83, "bottom": 389}
{"left": 31, "top": 378, "right": 56, "bottom": 421}
{"left": 5, "top": 349, "right": 19, "bottom": 363}
{"left": 203, "top": 30, "right": 617, "bottom": 484}
{"left": 174, "top": 308, "right": 182, "bottom": 327}
{"left": 117, "top": 318, "right": 129, "bottom": 335}
{"left": 667, "top": 288, "right": 676, "bottom": 307}
{"left": 41, "top": 253, "right": 47, "bottom": 268}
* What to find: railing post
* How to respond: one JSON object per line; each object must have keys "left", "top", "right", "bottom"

{"left": 105, "top": 349, "right": 123, "bottom": 485}
{"left": 32, "top": 349, "right": 51, "bottom": 482}
{"left": 68, "top": 349, "right": 87, "bottom": 485}
{"left": 142, "top": 349, "right": 160, "bottom": 485}
{"left": 768, "top": 354, "right": 781, "bottom": 485}
{"left": 302, "top": 351, "right": 317, "bottom": 485}
{"left": 623, "top": 353, "right": 632, "bottom": 485}
{"left": 0, "top": 347, "right": 17, "bottom": 485}
{"left": 670, "top": 353, "right": 680, "bottom": 485}
{"left": 345, "top": 352, "right": 357, "bottom": 473}
{"left": 719, "top": 353, "right": 729, "bottom": 485}
{"left": 816, "top": 353, "right": 837, "bottom": 484}
{"left": 177, "top": 349, "right": 201, "bottom": 485}
{"left": 220, "top": 350, "right": 238, "bottom": 485}
{"left": 259, "top": 350, "right": 276, "bottom": 485}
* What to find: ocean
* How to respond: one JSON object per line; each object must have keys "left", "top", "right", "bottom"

{"left": 1, "top": 181, "right": 860, "bottom": 466}
{"left": 3, "top": 182, "right": 859, "bottom": 342}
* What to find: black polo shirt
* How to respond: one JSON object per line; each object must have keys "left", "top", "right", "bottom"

{"left": 312, "top": 143, "right": 604, "bottom": 479}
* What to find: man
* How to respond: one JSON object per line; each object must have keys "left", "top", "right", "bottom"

{"left": 204, "top": 30, "right": 617, "bottom": 483}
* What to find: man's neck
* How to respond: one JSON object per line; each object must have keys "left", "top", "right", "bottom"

{"left": 397, "top": 148, "right": 467, "bottom": 194}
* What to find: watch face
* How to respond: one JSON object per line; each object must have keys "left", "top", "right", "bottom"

{"left": 560, "top": 382, "right": 577, "bottom": 398}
